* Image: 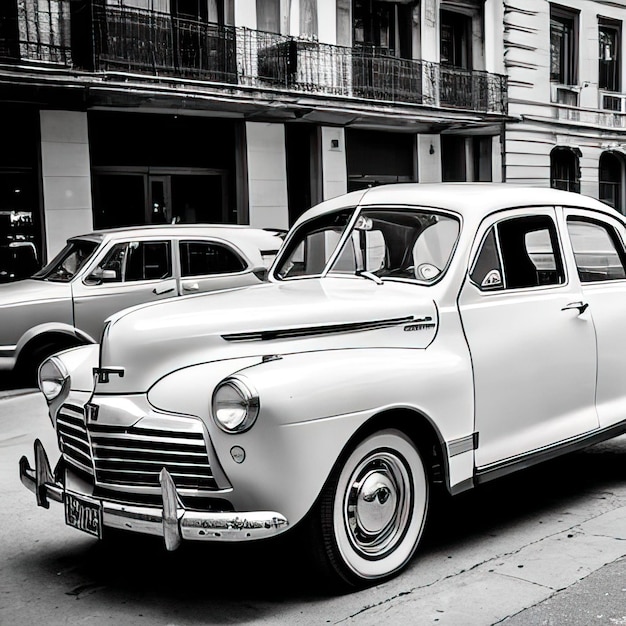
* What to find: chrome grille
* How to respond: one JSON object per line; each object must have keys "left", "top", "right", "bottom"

{"left": 90, "top": 424, "right": 216, "bottom": 490}
{"left": 56, "top": 405, "right": 217, "bottom": 490}
{"left": 57, "top": 405, "right": 94, "bottom": 476}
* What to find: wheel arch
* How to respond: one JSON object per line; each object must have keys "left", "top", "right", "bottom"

{"left": 15, "top": 323, "right": 95, "bottom": 359}
{"left": 14, "top": 324, "right": 95, "bottom": 374}
{"left": 337, "top": 407, "right": 452, "bottom": 496}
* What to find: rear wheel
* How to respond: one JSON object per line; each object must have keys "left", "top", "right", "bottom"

{"left": 312, "top": 428, "right": 429, "bottom": 587}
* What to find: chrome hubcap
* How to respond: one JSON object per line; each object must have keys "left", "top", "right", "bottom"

{"left": 345, "top": 453, "right": 411, "bottom": 558}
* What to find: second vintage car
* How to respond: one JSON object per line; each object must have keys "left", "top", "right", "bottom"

{"left": 0, "top": 224, "right": 283, "bottom": 380}
{"left": 20, "top": 183, "right": 626, "bottom": 588}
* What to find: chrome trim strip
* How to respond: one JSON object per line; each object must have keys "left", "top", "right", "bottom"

{"left": 448, "top": 433, "right": 478, "bottom": 457}
{"left": 221, "top": 315, "right": 416, "bottom": 342}
{"left": 475, "top": 419, "right": 626, "bottom": 484}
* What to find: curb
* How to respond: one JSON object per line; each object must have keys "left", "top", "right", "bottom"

{"left": 0, "top": 389, "right": 39, "bottom": 401}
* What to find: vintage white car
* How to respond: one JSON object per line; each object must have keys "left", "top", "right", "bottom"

{"left": 20, "top": 184, "right": 626, "bottom": 588}
{"left": 0, "top": 224, "right": 283, "bottom": 380}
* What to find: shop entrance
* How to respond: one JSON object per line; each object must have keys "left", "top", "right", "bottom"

{"left": 346, "top": 129, "right": 416, "bottom": 191}
{"left": 92, "top": 168, "right": 228, "bottom": 229}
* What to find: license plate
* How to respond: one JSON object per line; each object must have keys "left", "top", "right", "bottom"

{"left": 64, "top": 492, "right": 103, "bottom": 539}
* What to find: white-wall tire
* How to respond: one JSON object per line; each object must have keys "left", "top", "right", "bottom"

{"left": 315, "top": 428, "right": 429, "bottom": 586}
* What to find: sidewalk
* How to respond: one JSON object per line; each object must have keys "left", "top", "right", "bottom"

{"left": 502, "top": 556, "right": 626, "bottom": 625}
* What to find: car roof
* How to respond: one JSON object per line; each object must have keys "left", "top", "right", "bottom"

{"left": 296, "top": 183, "right": 623, "bottom": 227}
{"left": 70, "top": 224, "right": 285, "bottom": 248}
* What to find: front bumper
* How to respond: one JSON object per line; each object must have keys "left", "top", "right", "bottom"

{"left": 20, "top": 439, "right": 289, "bottom": 550}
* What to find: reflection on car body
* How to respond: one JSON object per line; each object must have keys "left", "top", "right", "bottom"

{"left": 20, "top": 183, "right": 626, "bottom": 589}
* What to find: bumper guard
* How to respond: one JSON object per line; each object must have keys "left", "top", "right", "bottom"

{"left": 20, "top": 439, "right": 289, "bottom": 549}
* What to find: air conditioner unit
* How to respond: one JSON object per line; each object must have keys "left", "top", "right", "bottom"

{"left": 551, "top": 84, "right": 579, "bottom": 106}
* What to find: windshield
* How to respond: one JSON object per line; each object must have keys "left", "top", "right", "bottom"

{"left": 275, "top": 207, "right": 459, "bottom": 283}
{"left": 32, "top": 239, "right": 99, "bottom": 282}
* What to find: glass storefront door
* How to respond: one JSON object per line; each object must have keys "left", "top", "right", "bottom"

{"left": 93, "top": 169, "right": 228, "bottom": 229}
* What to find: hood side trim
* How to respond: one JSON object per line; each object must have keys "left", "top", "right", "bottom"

{"left": 221, "top": 316, "right": 417, "bottom": 342}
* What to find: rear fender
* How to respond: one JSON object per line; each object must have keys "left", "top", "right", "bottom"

{"left": 15, "top": 323, "right": 95, "bottom": 362}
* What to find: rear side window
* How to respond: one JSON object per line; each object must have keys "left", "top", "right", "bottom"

{"left": 180, "top": 241, "right": 246, "bottom": 277}
{"left": 566, "top": 218, "right": 626, "bottom": 282}
{"left": 470, "top": 215, "right": 565, "bottom": 291}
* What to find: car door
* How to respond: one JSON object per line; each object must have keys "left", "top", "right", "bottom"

{"left": 178, "top": 239, "right": 260, "bottom": 296}
{"left": 72, "top": 239, "right": 178, "bottom": 341}
{"left": 458, "top": 207, "right": 599, "bottom": 469}
{"left": 564, "top": 209, "right": 626, "bottom": 429}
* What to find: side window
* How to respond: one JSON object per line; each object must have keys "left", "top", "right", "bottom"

{"left": 96, "top": 242, "right": 127, "bottom": 283}
{"left": 92, "top": 241, "right": 171, "bottom": 283}
{"left": 471, "top": 215, "right": 565, "bottom": 291}
{"left": 180, "top": 241, "right": 246, "bottom": 277}
{"left": 566, "top": 218, "right": 626, "bottom": 282}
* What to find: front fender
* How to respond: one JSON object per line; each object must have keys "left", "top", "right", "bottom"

{"left": 148, "top": 347, "right": 473, "bottom": 528}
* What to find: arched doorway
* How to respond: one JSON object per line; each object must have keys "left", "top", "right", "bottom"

{"left": 550, "top": 146, "right": 581, "bottom": 193}
{"left": 599, "top": 151, "right": 624, "bottom": 214}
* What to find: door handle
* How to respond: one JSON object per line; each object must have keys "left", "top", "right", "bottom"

{"left": 561, "top": 301, "right": 589, "bottom": 315}
{"left": 152, "top": 286, "right": 175, "bottom": 295}
{"left": 183, "top": 283, "right": 199, "bottom": 292}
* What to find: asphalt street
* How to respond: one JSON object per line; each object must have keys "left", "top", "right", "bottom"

{"left": 1, "top": 390, "right": 625, "bottom": 625}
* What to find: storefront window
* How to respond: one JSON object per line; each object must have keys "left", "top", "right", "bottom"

{"left": 0, "top": 172, "right": 40, "bottom": 282}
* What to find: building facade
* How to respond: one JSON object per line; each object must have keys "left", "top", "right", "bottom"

{"left": 504, "top": 0, "right": 626, "bottom": 215}
{"left": 0, "top": 0, "right": 508, "bottom": 267}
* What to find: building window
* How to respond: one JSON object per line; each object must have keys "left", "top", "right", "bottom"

{"left": 550, "top": 5, "right": 579, "bottom": 85}
{"left": 599, "top": 152, "right": 624, "bottom": 214}
{"left": 257, "top": 0, "right": 280, "bottom": 33}
{"left": 599, "top": 19, "right": 621, "bottom": 93}
{"left": 353, "top": 0, "right": 412, "bottom": 58}
{"left": 440, "top": 9, "right": 472, "bottom": 69}
{"left": 550, "top": 146, "right": 580, "bottom": 193}
{"left": 300, "top": 0, "right": 318, "bottom": 38}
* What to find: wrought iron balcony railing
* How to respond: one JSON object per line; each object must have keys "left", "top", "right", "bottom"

{"left": 92, "top": 3, "right": 237, "bottom": 82}
{"left": 0, "top": 0, "right": 508, "bottom": 116}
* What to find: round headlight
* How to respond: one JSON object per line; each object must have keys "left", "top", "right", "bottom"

{"left": 212, "top": 377, "right": 259, "bottom": 433}
{"left": 38, "top": 357, "right": 68, "bottom": 401}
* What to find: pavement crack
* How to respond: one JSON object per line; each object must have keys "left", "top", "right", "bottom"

{"left": 336, "top": 509, "right": 626, "bottom": 624}
{"left": 337, "top": 558, "right": 510, "bottom": 623}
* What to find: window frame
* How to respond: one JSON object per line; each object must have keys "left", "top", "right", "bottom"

{"left": 550, "top": 4, "right": 579, "bottom": 86}
{"left": 469, "top": 212, "right": 567, "bottom": 293}
{"left": 565, "top": 215, "right": 626, "bottom": 283}
{"left": 179, "top": 239, "right": 248, "bottom": 278}
{"left": 599, "top": 17, "right": 621, "bottom": 93}
{"left": 84, "top": 239, "right": 173, "bottom": 285}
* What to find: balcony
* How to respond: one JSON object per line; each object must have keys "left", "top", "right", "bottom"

{"left": 0, "top": 1, "right": 508, "bottom": 116}
{"left": 91, "top": 3, "right": 237, "bottom": 82}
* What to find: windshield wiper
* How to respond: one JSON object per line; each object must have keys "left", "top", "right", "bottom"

{"left": 356, "top": 270, "right": 383, "bottom": 285}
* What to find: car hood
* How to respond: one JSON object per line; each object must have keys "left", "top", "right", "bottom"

{"left": 98, "top": 278, "right": 438, "bottom": 393}
{"left": 0, "top": 278, "right": 70, "bottom": 306}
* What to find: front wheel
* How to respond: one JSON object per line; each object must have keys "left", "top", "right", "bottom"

{"left": 312, "top": 429, "right": 429, "bottom": 587}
